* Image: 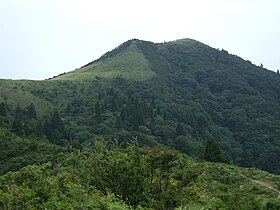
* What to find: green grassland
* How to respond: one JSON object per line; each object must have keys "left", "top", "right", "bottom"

{"left": 53, "top": 44, "right": 157, "bottom": 81}
{"left": 0, "top": 80, "right": 55, "bottom": 115}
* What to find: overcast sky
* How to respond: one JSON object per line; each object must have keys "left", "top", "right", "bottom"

{"left": 0, "top": 0, "right": 279, "bottom": 80}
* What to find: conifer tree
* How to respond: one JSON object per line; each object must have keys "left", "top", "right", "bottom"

{"left": 12, "top": 105, "right": 23, "bottom": 135}
{"left": 176, "top": 123, "right": 184, "bottom": 136}
{"left": 51, "top": 110, "right": 65, "bottom": 135}
{"left": 26, "top": 103, "right": 37, "bottom": 119}
{"left": 0, "top": 102, "right": 7, "bottom": 117}
{"left": 204, "top": 138, "right": 227, "bottom": 163}
{"left": 151, "top": 97, "right": 156, "bottom": 108}
{"left": 43, "top": 111, "right": 66, "bottom": 144}
{"left": 94, "top": 101, "right": 101, "bottom": 123}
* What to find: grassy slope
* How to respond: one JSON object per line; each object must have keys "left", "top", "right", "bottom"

{"left": 0, "top": 79, "right": 54, "bottom": 115}
{"left": 53, "top": 44, "right": 157, "bottom": 81}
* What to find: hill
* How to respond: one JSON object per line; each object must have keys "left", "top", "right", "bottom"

{"left": 0, "top": 38, "right": 279, "bottom": 176}
{"left": 0, "top": 38, "right": 280, "bottom": 209}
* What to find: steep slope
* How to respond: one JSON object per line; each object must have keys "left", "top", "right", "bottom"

{"left": 0, "top": 38, "right": 279, "bottom": 175}
{"left": 53, "top": 40, "right": 156, "bottom": 81}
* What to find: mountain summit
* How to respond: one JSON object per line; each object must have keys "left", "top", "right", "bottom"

{"left": 1, "top": 38, "right": 280, "bottom": 174}
{"left": 52, "top": 38, "right": 212, "bottom": 81}
{"left": 53, "top": 39, "right": 157, "bottom": 81}
{"left": 53, "top": 38, "right": 279, "bottom": 84}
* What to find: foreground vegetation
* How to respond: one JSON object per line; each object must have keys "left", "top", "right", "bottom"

{"left": 0, "top": 135, "right": 279, "bottom": 209}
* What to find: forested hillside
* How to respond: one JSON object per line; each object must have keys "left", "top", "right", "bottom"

{"left": 0, "top": 38, "right": 280, "bottom": 208}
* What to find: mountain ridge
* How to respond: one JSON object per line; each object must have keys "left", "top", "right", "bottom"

{"left": 0, "top": 38, "right": 279, "bottom": 174}
{"left": 51, "top": 38, "right": 278, "bottom": 82}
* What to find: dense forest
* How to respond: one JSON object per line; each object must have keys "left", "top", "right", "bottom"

{"left": 0, "top": 38, "right": 280, "bottom": 208}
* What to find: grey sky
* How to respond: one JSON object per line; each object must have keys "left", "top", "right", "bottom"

{"left": 0, "top": 0, "right": 279, "bottom": 80}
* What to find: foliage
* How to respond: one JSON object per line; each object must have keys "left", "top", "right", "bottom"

{"left": 0, "top": 140, "right": 279, "bottom": 209}
{"left": 204, "top": 137, "right": 229, "bottom": 163}
{"left": 0, "top": 128, "right": 64, "bottom": 175}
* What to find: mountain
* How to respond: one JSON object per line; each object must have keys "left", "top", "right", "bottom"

{"left": 0, "top": 38, "right": 280, "bottom": 208}
{"left": 50, "top": 38, "right": 280, "bottom": 174}
{"left": 0, "top": 38, "right": 280, "bottom": 172}
{"left": 0, "top": 38, "right": 280, "bottom": 174}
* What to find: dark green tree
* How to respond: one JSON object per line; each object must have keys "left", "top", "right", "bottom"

{"left": 94, "top": 101, "right": 101, "bottom": 123}
{"left": 176, "top": 123, "right": 184, "bottom": 136}
{"left": 103, "top": 100, "right": 108, "bottom": 110}
{"left": 131, "top": 113, "right": 140, "bottom": 131}
{"left": 43, "top": 119, "right": 51, "bottom": 139}
{"left": 51, "top": 110, "right": 65, "bottom": 135}
{"left": 120, "top": 107, "right": 127, "bottom": 122}
{"left": 239, "top": 150, "right": 251, "bottom": 167}
{"left": 204, "top": 138, "right": 227, "bottom": 163}
{"left": 26, "top": 103, "right": 37, "bottom": 119}
{"left": 115, "top": 116, "right": 123, "bottom": 129}
{"left": 137, "top": 108, "right": 145, "bottom": 126}
{"left": 0, "top": 102, "right": 8, "bottom": 127}
{"left": 65, "top": 103, "right": 72, "bottom": 114}
{"left": 43, "top": 111, "right": 66, "bottom": 144}
{"left": 156, "top": 105, "right": 161, "bottom": 116}
{"left": 151, "top": 97, "right": 156, "bottom": 108}
{"left": 0, "top": 102, "right": 7, "bottom": 117}
{"left": 12, "top": 105, "right": 23, "bottom": 135}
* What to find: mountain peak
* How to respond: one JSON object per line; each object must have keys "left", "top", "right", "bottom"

{"left": 52, "top": 37, "right": 277, "bottom": 82}
{"left": 81, "top": 39, "right": 150, "bottom": 68}
{"left": 50, "top": 38, "right": 223, "bottom": 81}
{"left": 53, "top": 39, "right": 157, "bottom": 81}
